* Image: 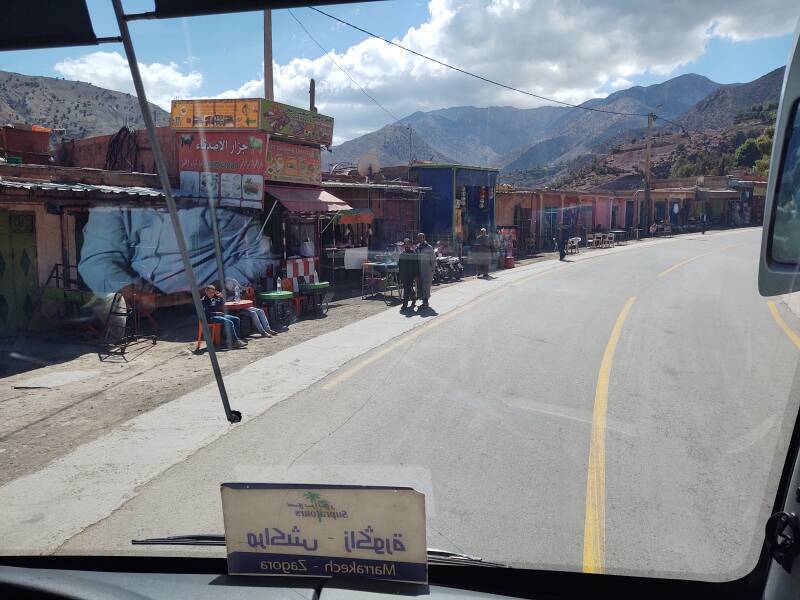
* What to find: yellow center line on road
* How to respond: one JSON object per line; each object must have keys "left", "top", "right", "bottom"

{"left": 582, "top": 296, "right": 636, "bottom": 574}
{"left": 657, "top": 244, "right": 741, "bottom": 278}
{"left": 768, "top": 300, "right": 800, "bottom": 350}
{"left": 321, "top": 264, "right": 572, "bottom": 390}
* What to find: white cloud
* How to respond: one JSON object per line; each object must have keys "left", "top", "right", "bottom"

{"left": 53, "top": 51, "right": 202, "bottom": 110}
{"left": 212, "top": 0, "right": 796, "bottom": 143}
{"left": 54, "top": 1, "right": 797, "bottom": 142}
{"left": 610, "top": 77, "right": 633, "bottom": 90}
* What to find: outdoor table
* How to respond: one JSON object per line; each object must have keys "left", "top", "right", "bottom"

{"left": 257, "top": 291, "right": 294, "bottom": 327}
{"left": 299, "top": 281, "right": 331, "bottom": 315}
{"left": 224, "top": 299, "right": 253, "bottom": 312}
{"left": 224, "top": 299, "right": 255, "bottom": 335}
{"left": 611, "top": 229, "right": 627, "bottom": 245}
{"left": 362, "top": 262, "right": 400, "bottom": 303}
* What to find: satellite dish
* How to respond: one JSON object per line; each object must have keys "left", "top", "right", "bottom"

{"left": 357, "top": 154, "right": 381, "bottom": 178}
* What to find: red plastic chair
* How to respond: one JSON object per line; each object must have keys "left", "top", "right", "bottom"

{"left": 196, "top": 321, "right": 222, "bottom": 351}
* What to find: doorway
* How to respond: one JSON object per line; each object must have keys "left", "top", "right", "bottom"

{"left": 0, "top": 210, "right": 39, "bottom": 335}
{"left": 625, "top": 201, "right": 634, "bottom": 228}
{"left": 543, "top": 208, "right": 559, "bottom": 248}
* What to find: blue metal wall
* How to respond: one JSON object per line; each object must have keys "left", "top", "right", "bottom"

{"left": 414, "top": 166, "right": 498, "bottom": 241}
{"left": 416, "top": 167, "right": 454, "bottom": 236}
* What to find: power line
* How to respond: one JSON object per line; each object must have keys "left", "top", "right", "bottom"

{"left": 310, "top": 6, "right": 651, "bottom": 119}
{"left": 288, "top": 9, "right": 402, "bottom": 124}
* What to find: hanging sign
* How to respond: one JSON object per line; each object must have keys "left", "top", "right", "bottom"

{"left": 177, "top": 131, "right": 267, "bottom": 203}
{"left": 266, "top": 139, "right": 321, "bottom": 185}
{"left": 221, "top": 483, "right": 428, "bottom": 584}
{"left": 171, "top": 99, "right": 262, "bottom": 129}
{"left": 261, "top": 100, "right": 334, "bottom": 146}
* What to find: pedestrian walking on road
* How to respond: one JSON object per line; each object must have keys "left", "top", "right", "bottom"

{"left": 557, "top": 225, "right": 569, "bottom": 261}
{"left": 475, "top": 227, "right": 492, "bottom": 278}
{"left": 416, "top": 232, "right": 436, "bottom": 308}
{"left": 398, "top": 238, "right": 418, "bottom": 311}
{"left": 700, "top": 212, "right": 708, "bottom": 235}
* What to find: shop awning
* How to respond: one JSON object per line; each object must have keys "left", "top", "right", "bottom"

{"left": 267, "top": 186, "right": 351, "bottom": 213}
{"left": 335, "top": 208, "right": 374, "bottom": 225}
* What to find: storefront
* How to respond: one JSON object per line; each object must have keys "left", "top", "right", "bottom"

{"left": 412, "top": 164, "right": 498, "bottom": 254}
{"left": 321, "top": 180, "right": 427, "bottom": 248}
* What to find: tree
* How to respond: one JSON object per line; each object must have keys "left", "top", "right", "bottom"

{"left": 734, "top": 138, "right": 760, "bottom": 167}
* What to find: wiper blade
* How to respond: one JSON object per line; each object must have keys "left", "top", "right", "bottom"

{"left": 131, "top": 536, "right": 508, "bottom": 567}
{"left": 426, "top": 548, "right": 508, "bottom": 568}
{"left": 132, "top": 534, "right": 225, "bottom": 546}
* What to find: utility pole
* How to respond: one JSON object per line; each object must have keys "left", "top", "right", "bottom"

{"left": 644, "top": 112, "right": 653, "bottom": 229}
{"left": 309, "top": 78, "right": 316, "bottom": 113}
{"left": 264, "top": 10, "right": 274, "bottom": 100}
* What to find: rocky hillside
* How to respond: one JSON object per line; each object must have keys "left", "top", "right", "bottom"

{"left": 329, "top": 73, "right": 721, "bottom": 171}
{"left": 0, "top": 70, "right": 169, "bottom": 139}
{"left": 678, "top": 67, "right": 784, "bottom": 130}
{"left": 325, "top": 123, "right": 453, "bottom": 169}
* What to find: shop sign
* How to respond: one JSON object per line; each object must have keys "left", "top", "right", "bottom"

{"left": 171, "top": 99, "right": 262, "bottom": 129}
{"left": 221, "top": 483, "right": 427, "bottom": 584}
{"left": 261, "top": 100, "right": 334, "bottom": 146}
{"left": 266, "top": 139, "right": 321, "bottom": 185}
{"left": 177, "top": 131, "right": 267, "bottom": 202}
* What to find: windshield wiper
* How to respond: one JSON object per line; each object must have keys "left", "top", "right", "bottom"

{"left": 131, "top": 536, "right": 508, "bottom": 567}
{"left": 132, "top": 534, "right": 225, "bottom": 546}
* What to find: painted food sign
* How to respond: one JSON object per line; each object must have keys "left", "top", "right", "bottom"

{"left": 178, "top": 131, "right": 267, "bottom": 202}
{"left": 266, "top": 139, "right": 321, "bottom": 185}
{"left": 171, "top": 99, "right": 261, "bottom": 129}
{"left": 260, "top": 100, "right": 334, "bottom": 146}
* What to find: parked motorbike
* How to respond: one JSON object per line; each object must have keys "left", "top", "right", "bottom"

{"left": 433, "top": 255, "right": 464, "bottom": 283}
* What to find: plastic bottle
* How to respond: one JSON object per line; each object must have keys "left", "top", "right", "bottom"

{"left": 234, "top": 283, "right": 241, "bottom": 302}
{"left": 276, "top": 276, "right": 282, "bottom": 292}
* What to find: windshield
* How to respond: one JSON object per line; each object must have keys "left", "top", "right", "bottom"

{"left": 1, "top": 0, "right": 800, "bottom": 585}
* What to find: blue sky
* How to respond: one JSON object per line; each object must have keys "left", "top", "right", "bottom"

{"left": 0, "top": 1, "right": 796, "bottom": 142}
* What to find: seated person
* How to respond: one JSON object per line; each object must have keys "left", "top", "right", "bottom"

{"left": 201, "top": 285, "right": 246, "bottom": 349}
{"left": 226, "top": 279, "right": 279, "bottom": 337}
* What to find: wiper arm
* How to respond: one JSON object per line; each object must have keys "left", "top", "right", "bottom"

{"left": 131, "top": 536, "right": 508, "bottom": 567}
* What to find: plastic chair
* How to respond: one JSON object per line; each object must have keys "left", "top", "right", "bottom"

{"left": 196, "top": 321, "right": 222, "bottom": 351}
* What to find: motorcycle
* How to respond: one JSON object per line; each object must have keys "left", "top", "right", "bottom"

{"left": 433, "top": 255, "right": 464, "bottom": 283}
{"left": 446, "top": 255, "right": 464, "bottom": 280}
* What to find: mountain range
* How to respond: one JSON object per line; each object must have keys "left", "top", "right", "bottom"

{"left": 0, "top": 70, "right": 169, "bottom": 139}
{"left": 328, "top": 67, "right": 784, "bottom": 183}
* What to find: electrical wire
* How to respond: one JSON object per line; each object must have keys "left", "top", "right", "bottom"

{"left": 288, "top": 9, "right": 402, "bottom": 125}
{"left": 309, "top": 6, "right": 651, "bottom": 119}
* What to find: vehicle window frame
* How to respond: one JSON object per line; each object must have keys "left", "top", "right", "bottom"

{"left": 767, "top": 96, "right": 800, "bottom": 268}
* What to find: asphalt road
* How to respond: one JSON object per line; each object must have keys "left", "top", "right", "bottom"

{"left": 18, "top": 228, "right": 800, "bottom": 581}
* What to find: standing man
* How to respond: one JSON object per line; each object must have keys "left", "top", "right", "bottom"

{"left": 558, "top": 224, "right": 569, "bottom": 261}
{"left": 475, "top": 227, "right": 492, "bottom": 278}
{"left": 700, "top": 211, "right": 708, "bottom": 234}
{"left": 398, "top": 238, "right": 418, "bottom": 311}
{"left": 416, "top": 232, "right": 436, "bottom": 309}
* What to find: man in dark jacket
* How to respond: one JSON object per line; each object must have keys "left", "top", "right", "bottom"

{"left": 398, "top": 238, "right": 419, "bottom": 311}
{"left": 201, "top": 285, "right": 247, "bottom": 349}
{"left": 475, "top": 227, "right": 492, "bottom": 278}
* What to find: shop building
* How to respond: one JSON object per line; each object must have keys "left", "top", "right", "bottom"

{"left": 410, "top": 163, "right": 498, "bottom": 252}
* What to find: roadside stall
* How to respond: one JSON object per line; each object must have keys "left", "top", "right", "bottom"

{"left": 171, "top": 96, "right": 342, "bottom": 323}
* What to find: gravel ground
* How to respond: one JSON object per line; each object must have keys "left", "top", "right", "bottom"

{"left": 0, "top": 258, "right": 555, "bottom": 485}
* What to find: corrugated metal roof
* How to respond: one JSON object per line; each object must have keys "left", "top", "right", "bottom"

{"left": 321, "top": 181, "right": 430, "bottom": 192}
{"left": 0, "top": 178, "right": 178, "bottom": 197}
